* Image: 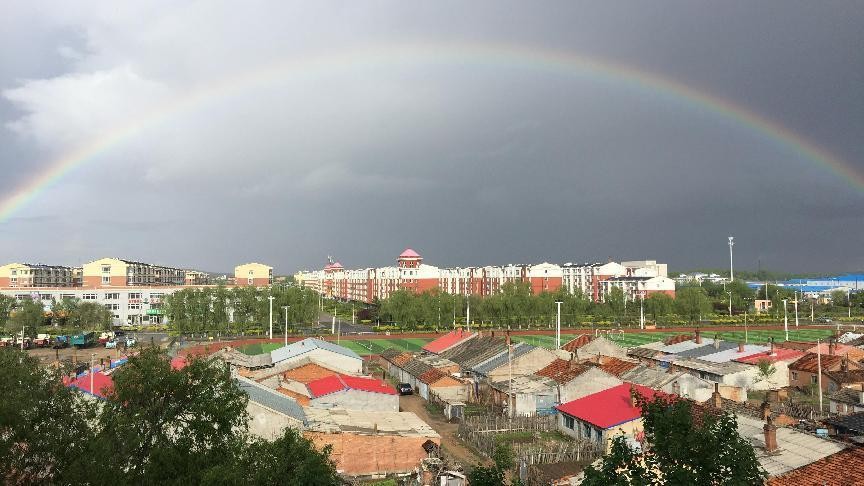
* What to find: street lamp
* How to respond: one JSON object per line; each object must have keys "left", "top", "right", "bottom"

{"left": 282, "top": 305, "right": 289, "bottom": 347}
{"left": 268, "top": 295, "right": 274, "bottom": 340}
{"left": 728, "top": 236, "right": 734, "bottom": 282}
{"left": 794, "top": 292, "right": 799, "bottom": 328}
{"left": 727, "top": 291, "right": 733, "bottom": 317}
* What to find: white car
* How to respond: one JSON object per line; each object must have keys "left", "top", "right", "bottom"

{"left": 125, "top": 337, "right": 137, "bottom": 347}
{"left": 105, "top": 340, "right": 118, "bottom": 349}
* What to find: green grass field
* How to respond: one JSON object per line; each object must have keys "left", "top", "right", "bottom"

{"left": 236, "top": 328, "right": 837, "bottom": 356}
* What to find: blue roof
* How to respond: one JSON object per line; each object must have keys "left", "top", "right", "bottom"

{"left": 270, "top": 338, "right": 361, "bottom": 364}
{"left": 236, "top": 378, "right": 306, "bottom": 423}
{"left": 472, "top": 343, "right": 536, "bottom": 375}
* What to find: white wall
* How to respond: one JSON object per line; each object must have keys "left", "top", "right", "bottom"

{"left": 310, "top": 390, "right": 399, "bottom": 412}
{"left": 246, "top": 400, "right": 303, "bottom": 440}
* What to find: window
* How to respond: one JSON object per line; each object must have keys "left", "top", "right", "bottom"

{"left": 101, "top": 265, "right": 111, "bottom": 273}
{"left": 104, "top": 304, "right": 119, "bottom": 311}
{"left": 128, "top": 292, "right": 142, "bottom": 300}
{"left": 102, "top": 276, "right": 110, "bottom": 284}
{"left": 564, "top": 415, "right": 575, "bottom": 430}
{"left": 105, "top": 293, "right": 120, "bottom": 300}
{"left": 811, "top": 375, "right": 818, "bottom": 385}
{"left": 128, "top": 303, "right": 141, "bottom": 310}
{"left": 583, "top": 423, "right": 591, "bottom": 439}
{"left": 82, "top": 293, "right": 97, "bottom": 300}
{"left": 791, "top": 372, "right": 798, "bottom": 381}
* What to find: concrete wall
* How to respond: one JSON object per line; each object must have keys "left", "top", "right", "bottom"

{"left": 310, "top": 390, "right": 399, "bottom": 412}
{"left": 558, "top": 414, "right": 644, "bottom": 453}
{"left": 486, "top": 348, "right": 558, "bottom": 382}
{"left": 559, "top": 368, "right": 623, "bottom": 402}
{"left": 431, "top": 382, "right": 470, "bottom": 402}
{"left": 246, "top": 400, "right": 303, "bottom": 440}
{"left": 279, "top": 348, "right": 362, "bottom": 374}
{"left": 306, "top": 432, "right": 438, "bottom": 477}
{"left": 574, "top": 337, "right": 628, "bottom": 360}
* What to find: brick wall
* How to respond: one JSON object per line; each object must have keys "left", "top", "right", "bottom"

{"left": 305, "top": 432, "right": 438, "bottom": 476}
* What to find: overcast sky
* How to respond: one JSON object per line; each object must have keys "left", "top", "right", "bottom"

{"left": 1, "top": 1, "right": 862, "bottom": 275}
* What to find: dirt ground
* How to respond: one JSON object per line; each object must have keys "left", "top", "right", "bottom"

{"left": 398, "top": 393, "right": 490, "bottom": 471}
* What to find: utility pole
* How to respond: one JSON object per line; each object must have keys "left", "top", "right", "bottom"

{"left": 810, "top": 301, "right": 814, "bottom": 323}
{"left": 728, "top": 291, "right": 733, "bottom": 317}
{"left": 351, "top": 304, "right": 355, "bottom": 325}
{"left": 90, "top": 353, "right": 95, "bottom": 396}
{"left": 283, "top": 306, "right": 289, "bottom": 347}
{"left": 639, "top": 295, "right": 645, "bottom": 330}
{"left": 816, "top": 339, "right": 824, "bottom": 413}
{"left": 332, "top": 300, "right": 337, "bottom": 334}
{"left": 728, "top": 236, "right": 734, "bottom": 282}
{"left": 794, "top": 292, "right": 799, "bottom": 328}
{"left": 849, "top": 288, "right": 852, "bottom": 319}
{"left": 555, "top": 301, "right": 563, "bottom": 348}
{"left": 466, "top": 297, "right": 471, "bottom": 333}
{"left": 268, "top": 295, "right": 274, "bottom": 340}
{"left": 782, "top": 299, "right": 788, "bottom": 341}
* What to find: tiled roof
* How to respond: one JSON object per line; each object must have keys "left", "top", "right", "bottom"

{"left": 735, "top": 348, "right": 805, "bottom": 364}
{"left": 827, "top": 387, "right": 864, "bottom": 406}
{"left": 399, "top": 248, "right": 421, "bottom": 258}
{"left": 697, "top": 344, "right": 771, "bottom": 364}
{"left": 391, "top": 352, "right": 413, "bottom": 367}
{"left": 68, "top": 372, "right": 114, "bottom": 399}
{"left": 472, "top": 343, "right": 536, "bottom": 375}
{"left": 596, "top": 357, "right": 639, "bottom": 377}
{"left": 556, "top": 384, "right": 665, "bottom": 429}
{"left": 236, "top": 378, "right": 305, "bottom": 422}
{"left": 270, "top": 338, "right": 361, "bottom": 364}
{"left": 304, "top": 408, "right": 439, "bottom": 437}
{"left": 674, "top": 341, "right": 739, "bottom": 359}
{"left": 422, "top": 329, "right": 475, "bottom": 353}
{"left": 281, "top": 362, "right": 341, "bottom": 384}
{"left": 419, "top": 368, "right": 449, "bottom": 385}
{"left": 789, "top": 353, "right": 847, "bottom": 373}
{"left": 560, "top": 335, "right": 591, "bottom": 352}
{"left": 628, "top": 347, "right": 664, "bottom": 359}
{"left": 807, "top": 343, "right": 864, "bottom": 361}
{"left": 767, "top": 446, "right": 864, "bottom": 485}
{"left": 825, "top": 370, "right": 864, "bottom": 385}
{"left": 491, "top": 374, "right": 556, "bottom": 395}
{"left": 401, "top": 358, "right": 433, "bottom": 378}
{"left": 620, "top": 365, "right": 680, "bottom": 388}
{"left": 824, "top": 412, "right": 864, "bottom": 434}
{"left": 535, "top": 359, "right": 592, "bottom": 384}
{"left": 671, "top": 358, "right": 753, "bottom": 376}
{"left": 663, "top": 334, "right": 694, "bottom": 345}
{"left": 379, "top": 348, "right": 402, "bottom": 360}
{"left": 440, "top": 336, "right": 508, "bottom": 369}
{"left": 307, "top": 374, "right": 397, "bottom": 398}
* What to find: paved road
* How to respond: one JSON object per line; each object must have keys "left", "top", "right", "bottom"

{"left": 317, "top": 311, "right": 375, "bottom": 334}
{"left": 398, "top": 393, "right": 488, "bottom": 471}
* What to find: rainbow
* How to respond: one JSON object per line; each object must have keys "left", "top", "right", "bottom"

{"left": 1, "top": 42, "right": 860, "bottom": 223}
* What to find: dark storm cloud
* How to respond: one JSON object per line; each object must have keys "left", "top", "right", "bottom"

{"left": 0, "top": 1, "right": 862, "bottom": 274}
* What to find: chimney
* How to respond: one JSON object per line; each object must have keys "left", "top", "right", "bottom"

{"left": 695, "top": 329, "right": 702, "bottom": 344}
{"left": 738, "top": 342, "right": 745, "bottom": 353}
{"left": 712, "top": 383, "right": 722, "bottom": 409}
{"left": 763, "top": 417, "right": 778, "bottom": 453}
{"left": 829, "top": 341, "right": 836, "bottom": 356}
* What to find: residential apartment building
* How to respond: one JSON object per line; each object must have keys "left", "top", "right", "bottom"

{"left": 235, "top": 263, "right": 273, "bottom": 287}
{"left": 0, "top": 287, "right": 175, "bottom": 326}
{"left": 295, "top": 249, "right": 673, "bottom": 304}
{"left": 0, "top": 263, "right": 76, "bottom": 287}
{"left": 82, "top": 258, "right": 186, "bottom": 287}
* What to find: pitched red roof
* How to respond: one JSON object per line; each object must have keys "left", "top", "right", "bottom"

{"left": 556, "top": 383, "right": 665, "bottom": 429}
{"left": 597, "top": 357, "right": 639, "bottom": 377}
{"left": 68, "top": 372, "right": 114, "bottom": 399}
{"left": 734, "top": 348, "right": 804, "bottom": 364}
{"left": 561, "top": 335, "right": 592, "bottom": 352}
{"left": 419, "top": 368, "right": 448, "bottom": 384}
{"left": 789, "top": 353, "right": 857, "bottom": 373}
{"left": 535, "top": 359, "right": 591, "bottom": 384}
{"left": 422, "top": 329, "right": 475, "bottom": 353}
{"left": 768, "top": 447, "right": 864, "bottom": 485}
{"left": 399, "top": 248, "right": 421, "bottom": 258}
{"left": 663, "top": 334, "right": 694, "bottom": 345}
{"left": 307, "top": 374, "right": 397, "bottom": 398}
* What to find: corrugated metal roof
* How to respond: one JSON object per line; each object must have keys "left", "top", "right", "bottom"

{"left": 270, "top": 338, "right": 361, "bottom": 364}
{"left": 236, "top": 377, "right": 305, "bottom": 422}
{"left": 472, "top": 343, "right": 536, "bottom": 375}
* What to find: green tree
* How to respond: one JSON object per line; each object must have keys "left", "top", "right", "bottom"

{"left": 11, "top": 297, "right": 46, "bottom": 333}
{"left": 606, "top": 287, "right": 625, "bottom": 320}
{"left": 0, "top": 295, "right": 15, "bottom": 329}
{"left": 756, "top": 358, "right": 777, "bottom": 383}
{"left": 582, "top": 394, "right": 766, "bottom": 485}
{"left": 0, "top": 348, "right": 97, "bottom": 483}
{"left": 644, "top": 293, "right": 673, "bottom": 322}
{"left": 71, "top": 301, "right": 113, "bottom": 330}
{"left": 674, "top": 287, "right": 711, "bottom": 323}
{"left": 51, "top": 297, "right": 80, "bottom": 327}
{"left": 225, "top": 428, "right": 341, "bottom": 485}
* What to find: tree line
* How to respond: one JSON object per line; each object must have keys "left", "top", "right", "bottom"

{"left": 0, "top": 295, "right": 112, "bottom": 335}
{"left": 0, "top": 346, "right": 341, "bottom": 485}
{"left": 163, "top": 284, "right": 320, "bottom": 335}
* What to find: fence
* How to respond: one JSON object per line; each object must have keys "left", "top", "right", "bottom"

{"left": 457, "top": 413, "right": 602, "bottom": 466}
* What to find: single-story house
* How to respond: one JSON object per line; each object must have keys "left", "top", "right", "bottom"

{"left": 422, "top": 329, "right": 476, "bottom": 354}
{"left": 489, "top": 375, "right": 558, "bottom": 416}
{"left": 788, "top": 353, "right": 864, "bottom": 392}
{"left": 270, "top": 338, "right": 363, "bottom": 374}
{"left": 307, "top": 374, "right": 398, "bottom": 412}
{"left": 561, "top": 335, "right": 628, "bottom": 360}
{"left": 472, "top": 344, "right": 558, "bottom": 383}
{"left": 304, "top": 408, "right": 440, "bottom": 477}
{"left": 420, "top": 368, "right": 470, "bottom": 402}
{"left": 620, "top": 365, "right": 744, "bottom": 403}
{"left": 236, "top": 377, "right": 306, "bottom": 440}
{"left": 535, "top": 358, "right": 623, "bottom": 403}
{"left": 828, "top": 387, "right": 864, "bottom": 415}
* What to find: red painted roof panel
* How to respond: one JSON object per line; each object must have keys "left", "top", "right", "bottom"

{"left": 555, "top": 383, "right": 665, "bottom": 429}
{"left": 422, "top": 329, "right": 475, "bottom": 353}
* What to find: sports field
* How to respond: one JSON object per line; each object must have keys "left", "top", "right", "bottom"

{"left": 237, "top": 328, "right": 837, "bottom": 356}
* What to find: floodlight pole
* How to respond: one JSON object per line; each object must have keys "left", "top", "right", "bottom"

{"left": 782, "top": 299, "right": 788, "bottom": 341}
{"left": 555, "top": 301, "right": 563, "bottom": 348}
{"left": 728, "top": 236, "right": 734, "bottom": 282}
{"left": 268, "top": 295, "right": 274, "bottom": 340}
{"left": 283, "top": 306, "right": 289, "bottom": 347}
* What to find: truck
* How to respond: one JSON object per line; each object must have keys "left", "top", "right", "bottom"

{"left": 70, "top": 332, "right": 96, "bottom": 348}
{"left": 53, "top": 335, "right": 70, "bottom": 349}
{"left": 34, "top": 334, "right": 52, "bottom": 347}
{"left": 98, "top": 332, "right": 115, "bottom": 345}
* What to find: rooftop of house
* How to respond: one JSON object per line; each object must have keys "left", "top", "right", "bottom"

{"left": 767, "top": 447, "right": 864, "bottom": 485}
{"left": 827, "top": 387, "right": 864, "bottom": 406}
{"left": 236, "top": 377, "right": 306, "bottom": 423}
{"left": 825, "top": 370, "right": 864, "bottom": 385}
{"left": 837, "top": 332, "right": 864, "bottom": 344}
{"left": 735, "top": 348, "right": 805, "bottom": 365}
{"left": 673, "top": 340, "right": 740, "bottom": 359}
{"left": 663, "top": 334, "right": 695, "bottom": 345}
{"left": 807, "top": 343, "right": 864, "bottom": 361}
{"left": 735, "top": 413, "right": 846, "bottom": 478}
{"left": 270, "top": 338, "right": 361, "bottom": 364}
{"left": 491, "top": 374, "right": 556, "bottom": 395}
{"left": 535, "top": 358, "right": 593, "bottom": 384}
{"left": 379, "top": 348, "right": 403, "bottom": 360}
{"left": 68, "top": 372, "right": 114, "bottom": 399}
{"left": 556, "top": 383, "right": 666, "bottom": 429}
{"left": 775, "top": 341, "right": 818, "bottom": 352}
{"left": 307, "top": 374, "right": 397, "bottom": 398}
{"left": 657, "top": 337, "right": 724, "bottom": 355}
{"left": 215, "top": 348, "right": 273, "bottom": 369}
{"left": 824, "top": 412, "right": 864, "bottom": 433}
{"left": 619, "top": 365, "right": 681, "bottom": 388}
{"left": 628, "top": 346, "right": 666, "bottom": 359}
{"left": 281, "top": 362, "right": 343, "bottom": 384}
{"left": 419, "top": 368, "right": 452, "bottom": 385}
{"left": 440, "top": 335, "right": 509, "bottom": 369}
{"left": 592, "top": 357, "right": 640, "bottom": 377}
{"left": 304, "top": 408, "right": 439, "bottom": 437}
{"left": 472, "top": 343, "right": 536, "bottom": 375}
{"left": 635, "top": 341, "right": 670, "bottom": 352}
{"left": 560, "top": 334, "right": 592, "bottom": 352}
{"left": 421, "top": 329, "right": 476, "bottom": 354}
{"left": 788, "top": 353, "right": 854, "bottom": 373}
{"left": 671, "top": 357, "right": 753, "bottom": 376}
{"left": 697, "top": 344, "right": 771, "bottom": 364}
{"left": 415, "top": 354, "right": 459, "bottom": 370}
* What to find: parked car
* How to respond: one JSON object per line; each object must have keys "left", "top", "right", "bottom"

{"left": 397, "top": 383, "right": 414, "bottom": 395}
{"left": 35, "top": 334, "right": 52, "bottom": 347}
{"left": 52, "top": 335, "right": 69, "bottom": 349}
{"left": 818, "top": 316, "right": 832, "bottom": 323}
{"left": 105, "top": 340, "right": 118, "bottom": 349}
{"left": 125, "top": 336, "right": 137, "bottom": 347}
